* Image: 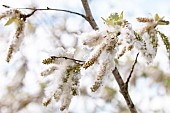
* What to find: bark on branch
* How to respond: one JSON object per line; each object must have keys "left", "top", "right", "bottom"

{"left": 112, "top": 53, "right": 139, "bottom": 113}
{"left": 81, "top": 0, "right": 99, "bottom": 30}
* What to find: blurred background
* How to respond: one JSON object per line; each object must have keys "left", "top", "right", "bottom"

{"left": 0, "top": 0, "right": 170, "bottom": 113}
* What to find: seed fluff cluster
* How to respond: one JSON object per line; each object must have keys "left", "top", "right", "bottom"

{"left": 102, "top": 12, "right": 170, "bottom": 63}
{"left": 40, "top": 12, "right": 169, "bottom": 112}
{"left": 41, "top": 49, "right": 82, "bottom": 111}
{"left": 135, "top": 14, "right": 170, "bottom": 63}
{"left": 0, "top": 9, "right": 25, "bottom": 62}
{"left": 0, "top": 8, "right": 35, "bottom": 62}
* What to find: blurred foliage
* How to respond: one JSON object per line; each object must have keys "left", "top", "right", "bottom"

{"left": 102, "top": 86, "right": 116, "bottom": 102}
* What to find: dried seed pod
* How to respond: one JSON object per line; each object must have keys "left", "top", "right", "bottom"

{"left": 90, "top": 62, "right": 107, "bottom": 92}
{"left": 6, "top": 44, "right": 15, "bottom": 62}
{"left": 136, "top": 17, "right": 154, "bottom": 23}
{"left": 83, "top": 43, "right": 106, "bottom": 69}
{"left": 42, "top": 98, "right": 51, "bottom": 106}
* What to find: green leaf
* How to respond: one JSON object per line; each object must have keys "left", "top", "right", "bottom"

{"left": 120, "top": 11, "right": 124, "bottom": 19}
{"left": 142, "top": 72, "right": 148, "bottom": 77}
{"left": 109, "top": 13, "right": 119, "bottom": 21}
{"left": 114, "top": 58, "right": 119, "bottom": 65}
{"left": 39, "top": 82, "right": 45, "bottom": 89}
{"left": 102, "top": 12, "right": 124, "bottom": 26}
{"left": 117, "top": 21, "right": 122, "bottom": 26}
{"left": 101, "top": 17, "right": 114, "bottom": 26}
{"left": 155, "top": 13, "right": 160, "bottom": 21}
{"left": 104, "top": 86, "right": 116, "bottom": 98}
{"left": 165, "top": 78, "right": 170, "bottom": 90}
{"left": 5, "top": 17, "right": 15, "bottom": 26}
{"left": 27, "top": 21, "right": 33, "bottom": 29}
{"left": 5, "top": 17, "right": 19, "bottom": 26}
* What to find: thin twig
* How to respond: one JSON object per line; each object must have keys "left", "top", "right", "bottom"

{"left": 81, "top": 0, "right": 98, "bottom": 30}
{"left": 126, "top": 53, "right": 139, "bottom": 85}
{"left": 3, "top": 3, "right": 98, "bottom": 30}
{"left": 24, "top": 10, "right": 36, "bottom": 18}
{"left": 51, "top": 56, "right": 85, "bottom": 64}
{"left": 20, "top": 10, "right": 36, "bottom": 21}
{"left": 2, "top": 5, "right": 87, "bottom": 20}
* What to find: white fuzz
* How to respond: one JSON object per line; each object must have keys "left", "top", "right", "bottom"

{"left": 41, "top": 66, "right": 58, "bottom": 76}
{"left": 135, "top": 21, "right": 158, "bottom": 63}
{"left": 83, "top": 42, "right": 107, "bottom": 69}
{"left": 60, "top": 92, "right": 72, "bottom": 111}
{"left": 80, "top": 30, "right": 106, "bottom": 47}
{"left": 59, "top": 73, "right": 73, "bottom": 111}
{"left": 70, "top": 73, "right": 80, "bottom": 95}
{"left": 90, "top": 61, "right": 107, "bottom": 92}
{"left": 54, "top": 85, "right": 63, "bottom": 101}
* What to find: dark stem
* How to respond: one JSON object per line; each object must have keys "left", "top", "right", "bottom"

{"left": 2, "top": 5, "right": 87, "bottom": 20}
{"left": 3, "top": 3, "right": 98, "bottom": 30}
{"left": 20, "top": 10, "right": 36, "bottom": 21}
{"left": 126, "top": 53, "right": 139, "bottom": 85}
{"left": 51, "top": 56, "right": 85, "bottom": 64}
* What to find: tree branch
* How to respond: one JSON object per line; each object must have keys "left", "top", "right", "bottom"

{"left": 126, "top": 53, "right": 139, "bottom": 85}
{"left": 80, "top": 1, "right": 138, "bottom": 113}
{"left": 81, "top": 0, "right": 99, "bottom": 30}
{"left": 3, "top": 3, "right": 99, "bottom": 30}
{"left": 51, "top": 56, "right": 85, "bottom": 64}
{"left": 112, "top": 53, "right": 139, "bottom": 113}
{"left": 2, "top": 5, "right": 87, "bottom": 20}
